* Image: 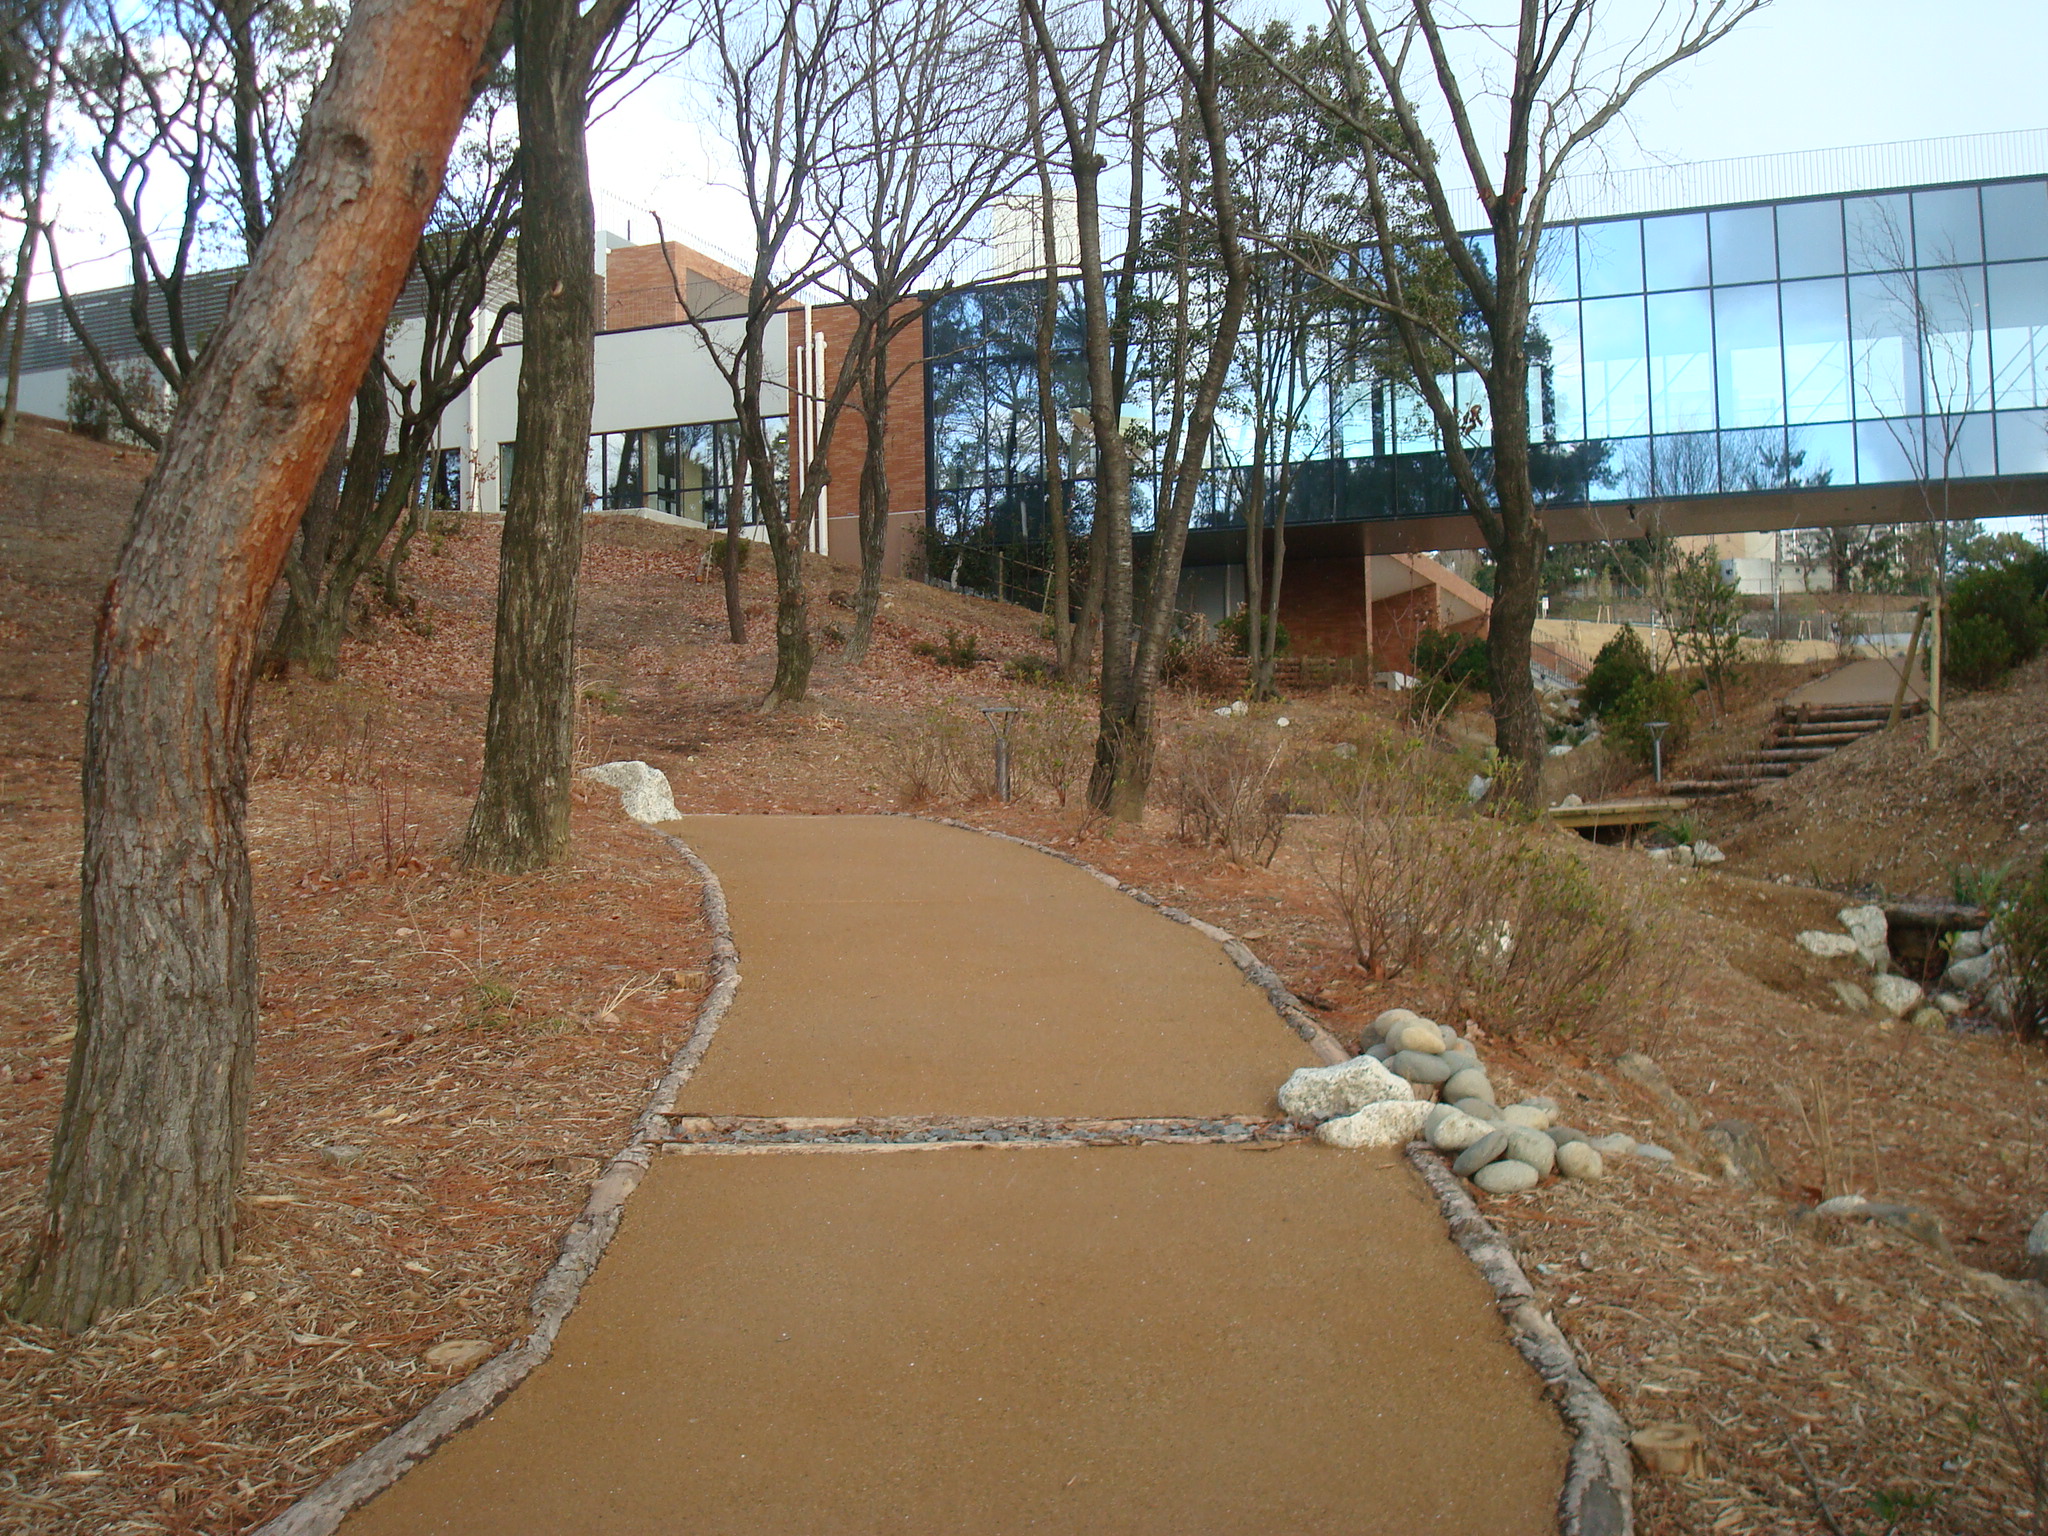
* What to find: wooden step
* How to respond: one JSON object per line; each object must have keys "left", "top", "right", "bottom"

{"left": 1756, "top": 747, "right": 1835, "bottom": 762}
{"left": 1666, "top": 778, "right": 1767, "bottom": 796}
{"left": 1769, "top": 737, "right": 1875, "bottom": 753}
{"left": 1777, "top": 702, "right": 1923, "bottom": 723}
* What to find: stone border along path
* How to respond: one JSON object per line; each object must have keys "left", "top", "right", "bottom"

{"left": 245, "top": 832, "right": 742, "bottom": 1536}
{"left": 249, "top": 806, "right": 1630, "bottom": 1536}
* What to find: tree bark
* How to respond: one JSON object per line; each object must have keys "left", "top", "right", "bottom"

{"left": 845, "top": 310, "right": 893, "bottom": 665}
{"left": 463, "top": 0, "right": 605, "bottom": 872}
{"left": 10, "top": 0, "right": 499, "bottom": 1333}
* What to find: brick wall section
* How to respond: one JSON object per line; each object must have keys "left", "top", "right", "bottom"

{"left": 1368, "top": 583, "right": 1441, "bottom": 674}
{"left": 795, "top": 301, "right": 927, "bottom": 575}
{"left": 603, "top": 244, "right": 687, "bottom": 330}
{"left": 1279, "top": 558, "right": 1368, "bottom": 656}
{"left": 602, "top": 242, "right": 755, "bottom": 331}
{"left": 1276, "top": 558, "right": 1456, "bottom": 673}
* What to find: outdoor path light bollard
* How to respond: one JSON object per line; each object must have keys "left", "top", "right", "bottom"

{"left": 977, "top": 703, "right": 1021, "bottom": 802}
{"left": 1646, "top": 719, "right": 1669, "bottom": 785}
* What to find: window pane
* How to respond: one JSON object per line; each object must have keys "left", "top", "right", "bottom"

{"left": 1996, "top": 408, "right": 2048, "bottom": 474}
{"left": 1710, "top": 206, "right": 1776, "bottom": 285}
{"left": 1846, "top": 193, "right": 1911, "bottom": 273}
{"left": 1947, "top": 411, "right": 1996, "bottom": 478}
{"left": 1715, "top": 283, "right": 1783, "bottom": 428}
{"left": 1581, "top": 296, "right": 1648, "bottom": 436}
{"left": 1777, "top": 199, "right": 1845, "bottom": 279}
{"left": 1786, "top": 421, "right": 1854, "bottom": 487}
{"left": 1918, "top": 265, "right": 1991, "bottom": 413}
{"left": 1646, "top": 289, "right": 1715, "bottom": 432}
{"left": 1643, "top": 213, "right": 1709, "bottom": 290}
{"left": 1984, "top": 180, "right": 2048, "bottom": 262}
{"left": 1529, "top": 301, "right": 1584, "bottom": 440}
{"left": 1856, "top": 419, "right": 1917, "bottom": 483}
{"left": 1652, "top": 431, "right": 1719, "bottom": 495}
{"left": 1990, "top": 260, "right": 2048, "bottom": 410}
{"left": 1780, "top": 278, "right": 1851, "bottom": 424}
{"left": 1533, "top": 224, "right": 1578, "bottom": 301}
{"left": 1590, "top": 438, "right": 1651, "bottom": 501}
{"left": 1718, "top": 426, "right": 1789, "bottom": 491}
{"left": 1851, "top": 273, "right": 1918, "bottom": 417}
{"left": 1913, "top": 186, "right": 1982, "bottom": 267}
{"left": 1578, "top": 220, "right": 1642, "bottom": 298}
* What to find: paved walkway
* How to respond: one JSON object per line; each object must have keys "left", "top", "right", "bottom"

{"left": 1785, "top": 656, "right": 1927, "bottom": 708}
{"left": 339, "top": 816, "right": 1566, "bottom": 1534}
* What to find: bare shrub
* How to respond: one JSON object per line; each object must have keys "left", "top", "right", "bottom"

{"left": 1315, "top": 736, "right": 1670, "bottom": 1034}
{"left": 1015, "top": 703, "right": 1093, "bottom": 806}
{"left": 1162, "top": 721, "right": 1292, "bottom": 866}
{"left": 1313, "top": 735, "right": 1479, "bottom": 979}
{"left": 1441, "top": 830, "right": 1673, "bottom": 1036}
{"left": 1161, "top": 637, "right": 1243, "bottom": 696}
{"left": 883, "top": 709, "right": 981, "bottom": 805}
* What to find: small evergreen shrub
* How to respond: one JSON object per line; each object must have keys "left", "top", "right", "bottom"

{"left": 911, "top": 628, "right": 980, "bottom": 669}
{"left": 1606, "top": 673, "right": 1691, "bottom": 768}
{"left": 1945, "top": 554, "right": 2047, "bottom": 688}
{"left": 1581, "top": 625, "right": 1657, "bottom": 721}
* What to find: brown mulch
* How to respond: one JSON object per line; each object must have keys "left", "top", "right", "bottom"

{"left": 1713, "top": 653, "right": 2048, "bottom": 896}
{"left": 7, "top": 414, "right": 2048, "bottom": 1534}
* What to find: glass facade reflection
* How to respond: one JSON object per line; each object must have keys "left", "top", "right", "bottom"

{"left": 923, "top": 173, "right": 2048, "bottom": 543}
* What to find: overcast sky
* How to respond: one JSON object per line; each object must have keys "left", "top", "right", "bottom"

{"left": 584, "top": 0, "right": 2048, "bottom": 249}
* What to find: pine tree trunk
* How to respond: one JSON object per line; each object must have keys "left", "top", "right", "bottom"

{"left": 9, "top": 0, "right": 497, "bottom": 1332}
{"left": 463, "top": 0, "right": 597, "bottom": 872}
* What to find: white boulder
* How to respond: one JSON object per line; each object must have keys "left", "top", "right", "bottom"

{"left": 1316, "top": 1099, "right": 1432, "bottom": 1149}
{"left": 581, "top": 761, "right": 680, "bottom": 824}
{"left": 1838, "top": 904, "right": 1889, "bottom": 969}
{"left": 1797, "top": 930, "right": 1860, "bottom": 960}
{"left": 1691, "top": 841, "right": 1726, "bottom": 865}
{"left": 1277, "top": 1056, "right": 1413, "bottom": 1123}
{"left": 1870, "top": 973, "right": 1925, "bottom": 1018}
{"left": 1944, "top": 946, "right": 2004, "bottom": 993}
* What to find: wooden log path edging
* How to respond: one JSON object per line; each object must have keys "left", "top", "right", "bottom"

{"left": 916, "top": 813, "right": 1635, "bottom": 1536}
{"left": 247, "top": 832, "right": 743, "bottom": 1536}
{"left": 1407, "top": 1147, "right": 1634, "bottom": 1536}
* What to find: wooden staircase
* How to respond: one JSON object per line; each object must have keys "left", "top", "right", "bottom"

{"left": 1666, "top": 701, "right": 1926, "bottom": 797}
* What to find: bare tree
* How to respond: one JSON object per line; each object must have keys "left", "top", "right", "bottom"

{"left": 1030, "top": 0, "right": 1251, "bottom": 816}
{"left": 47, "top": 0, "right": 341, "bottom": 446}
{"left": 822, "top": 0, "right": 1029, "bottom": 666}
{"left": 462, "top": 0, "right": 666, "bottom": 872}
{"left": 1, "top": 0, "right": 66, "bottom": 442}
{"left": 1236, "top": 0, "right": 1765, "bottom": 797}
{"left": 675, "top": 0, "right": 867, "bottom": 707}
{"left": 9, "top": 0, "right": 502, "bottom": 1333}
{"left": 267, "top": 123, "right": 520, "bottom": 677}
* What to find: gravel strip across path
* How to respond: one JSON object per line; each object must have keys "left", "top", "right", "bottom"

{"left": 337, "top": 815, "right": 1568, "bottom": 1534}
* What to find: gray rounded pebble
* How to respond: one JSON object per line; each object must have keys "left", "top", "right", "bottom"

{"left": 1503, "top": 1127, "right": 1556, "bottom": 1177}
{"left": 1546, "top": 1126, "right": 1588, "bottom": 1148}
{"left": 1364, "top": 1042, "right": 1394, "bottom": 1061}
{"left": 1634, "top": 1143, "right": 1676, "bottom": 1162}
{"left": 1587, "top": 1132, "right": 1637, "bottom": 1156}
{"left": 1439, "top": 1052, "right": 1482, "bottom": 1079}
{"left": 1453, "top": 1098, "right": 1501, "bottom": 1121}
{"left": 1472, "top": 1159, "right": 1540, "bottom": 1195}
{"left": 1442, "top": 1068, "right": 1493, "bottom": 1104}
{"left": 1388, "top": 1049, "right": 1454, "bottom": 1085}
{"left": 1555, "top": 1141, "right": 1605, "bottom": 1180}
{"left": 1451, "top": 1129, "right": 1510, "bottom": 1178}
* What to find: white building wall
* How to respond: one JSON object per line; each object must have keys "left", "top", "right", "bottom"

{"left": 427, "top": 310, "right": 789, "bottom": 513}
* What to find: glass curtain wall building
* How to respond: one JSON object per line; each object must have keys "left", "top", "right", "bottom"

{"left": 922, "top": 174, "right": 2048, "bottom": 543}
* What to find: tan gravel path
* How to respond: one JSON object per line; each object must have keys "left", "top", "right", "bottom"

{"left": 336, "top": 815, "right": 1567, "bottom": 1534}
